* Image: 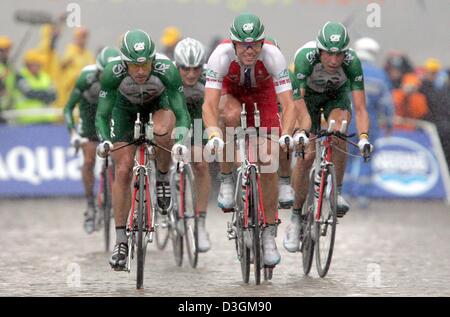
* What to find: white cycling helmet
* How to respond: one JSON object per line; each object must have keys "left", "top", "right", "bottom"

{"left": 354, "top": 37, "right": 380, "bottom": 62}
{"left": 174, "top": 37, "right": 206, "bottom": 68}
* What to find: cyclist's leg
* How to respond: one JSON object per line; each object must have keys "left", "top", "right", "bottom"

{"left": 110, "top": 143, "right": 135, "bottom": 268}
{"left": 108, "top": 103, "right": 136, "bottom": 268}
{"left": 191, "top": 145, "right": 211, "bottom": 252}
{"left": 217, "top": 94, "right": 241, "bottom": 209}
{"left": 285, "top": 100, "right": 319, "bottom": 252}
{"left": 81, "top": 140, "right": 98, "bottom": 233}
{"left": 152, "top": 109, "right": 175, "bottom": 212}
{"left": 325, "top": 97, "right": 352, "bottom": 216}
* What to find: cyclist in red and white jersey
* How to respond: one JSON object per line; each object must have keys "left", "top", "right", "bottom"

{"left": 202, "top": 13, "right": 298, "bottom": 266}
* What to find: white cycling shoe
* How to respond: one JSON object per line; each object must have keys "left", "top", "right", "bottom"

{"left": 218, "top": 174, "right": 235, "bottom": 209}
{"left": 278, "top": 182, "right": 294, "bottom": 209}
{"left": 262, "top": 225, "right": 281, "bottom": 266}
{"left": 197, "top": 216, "right": 211, "bottom": 252}
{"left": 283, "top": 213, "right": 302, "bottom": 252}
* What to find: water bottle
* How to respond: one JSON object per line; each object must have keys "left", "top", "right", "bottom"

{"left": 134, "top": 113, "right": 141, "bottom": 140}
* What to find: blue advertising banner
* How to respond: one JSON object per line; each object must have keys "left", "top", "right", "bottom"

{"left": 0, "top": 124, "right": 85, "bottom": 197}
{"left": 345, "top": 128, "right": 449, "bottom": 200}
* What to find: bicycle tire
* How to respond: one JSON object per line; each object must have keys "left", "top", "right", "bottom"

{"left": 249, "top": 167, "right": 261, "bottom": 285}
{"left": 170, "top": 170, "right": 183, "bottom": 267}
{"left": 181, "top": 166, "right": 198, "bottom": 268}
{"left": 136, "top": 167, "right": 147, "bottom": 289}
{"left": 234, "top": 173, "right": 250, "bottom": 283}
{"left": 314, "top": 164, "right": 337, "bottom": 278}
{"left": 301, "top": 168, "right": 315, "bottom": 275}
{"left": 102, "top": 166, "right": 112, "bottom": 252}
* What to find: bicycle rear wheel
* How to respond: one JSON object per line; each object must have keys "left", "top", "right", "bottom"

{"left": 136, "top": 167, "right": 147, "bottom": 289}
{"left": 248, "top": 167, "right": 261, "bottom": 285}
{"left": 301, "top": 168, "right": 315, "bottom": 275}
{"left": 180, "top": 166, "right": 198, "bottom": 268}
{"left": 314, "top": 164, "right": 337, "bottom": 278}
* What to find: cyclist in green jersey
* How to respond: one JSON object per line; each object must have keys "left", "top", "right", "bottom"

{"left": 64, "top": 46, "right": 120, "bottom": 234}
{"left": 95, "top": 29, "right": 191, "bottom": 270}
{"left": 284, "top": 22, "right": 373, "bottom": 253}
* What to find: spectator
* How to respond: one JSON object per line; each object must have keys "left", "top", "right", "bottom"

{"left": 384, "top": 51, "right": 414, "bottom": 89}
{"left": 440, "top": 70, "right": 450, "bottom": 168}
{"left": 15, "top": 49, "right": 57, "bottom": 124}
{"left": 160, "top": 26, "right": 181, "bottom": 60}
{"left": 393, "top": 73, "right": 429, "bottom": 123}
{"left": 0, "top": 36, "right": 16, "bottom": 122}
{"left": 58, "top": 26, "right": 95, "bottom": 108}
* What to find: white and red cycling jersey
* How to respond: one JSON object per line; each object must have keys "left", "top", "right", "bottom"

{"left": 205, "top": 39, "right": 292, "bottom": 131}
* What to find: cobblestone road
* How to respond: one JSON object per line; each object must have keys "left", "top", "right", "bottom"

{"left": 1, "top": 198, "right": 450, "bottom": 296}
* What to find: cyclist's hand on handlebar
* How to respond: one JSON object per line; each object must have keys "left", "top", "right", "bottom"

{"left": 70, "top": 132, "right": 88, "bottom": 147}
{"left": 205, "top": 135, "right": 224, "bottom": 155}
{"left": 358, "top": 138, "right": 373, "bottom": 157}
{"left": 278, "top": 134, "right": 293, "bottom": 152}
{"left": 97, "top": 141, "right": 113, "bottom": 158}
{"left": 171, "top": 143, "right": 189, "bottom": 163}
{"left": 293, "top": 131, "right": 309, "bottom": 146}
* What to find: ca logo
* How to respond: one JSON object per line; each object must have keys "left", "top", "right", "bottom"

{"left": 134, "top": 42, "right": 145, "bottom": 52}
{"left": 242, "top": 23, "right": 254, "bottom": 33}
{"left": 330, "top": 34, "right": 341, "bottom": 42}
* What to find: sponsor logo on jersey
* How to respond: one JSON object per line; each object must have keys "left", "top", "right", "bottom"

{"left": 306, "top": 51, "right": 316, "bottom": 64}
{"left": 206, "top": 69, "right": 218, "bottom": 79}
{"left": 277, "top": 69, "right": 289, "bottom": 79}
{"left": 297, "top": 73, "right": 306, "bottom": 80}
{"left": 134, "top": 42, "right": 145, "bottom": 52}
{"left": 112, "top": 63, "right": 124, "bottom": 75}
{"left": 153, "top": 62, "right": 170, "bottom": 75}
{"left": 99, "top": 91, "right": 107, "bottom": 98}
{"left": 354, "top": 75, "right": 363, "bottom": 82}
{"left": 242, "top": 23, "right": 254, "bottom": 33}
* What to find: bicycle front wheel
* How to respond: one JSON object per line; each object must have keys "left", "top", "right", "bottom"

{"left": 136, "top": 167, "right": 147, "bottom": 289}
{"left": 101, "top": 167, "right": 113, "bottom": 252}
{"left": 301, "top": 168, "right": 315, "bottom": 275}
{"left": 170, "top": 171, "right": 183, "bottom": 267}
{"left": 248, "top": 167, "right": 261, "bottom": 285}
{"left": 235, "top": 174, "right": 250, "bottom": 283}
{"left": 180, "top": 166, "right": 198, "bottom": 268}
{"left": 314, "top": 164, "right": 337, "bottom": 278}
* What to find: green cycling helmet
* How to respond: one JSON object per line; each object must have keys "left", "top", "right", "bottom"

{"left": 96, "top": 46, "right": 120, "bottom": 71}
{"left": 120, "top": 29, "right": 156, "bottom": 64}
{"left": 229, "top": 13, "right": 265, "bottom": 43}
{"left": 316, "top": 21, "right": 350, "bottom": 53}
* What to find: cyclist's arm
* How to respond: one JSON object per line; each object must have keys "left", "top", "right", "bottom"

{"left": 265, "top": 45, "right": 297, "bottom": 136}
{"left": 202, "top": 45, "right": 229, "bottom": 139}
{"left": 352, "top": 90, "right": 369, "bottom": 136}
{"left": 95, "top": 62, "right": 122, "bottom": 142}
{"left": 156, "top": 60, "right": 191, "bottom": 143}
{"left": 345, "top": 50, "right": 369, "bottom": 137}
{"left": 291, "top": 68, "right": 312, "bottom": 132}
{"left": 63, "top": 74, "right": 85, "bottom": 132}
{"left": 202, "top": 87, "right": 222, "bottom": 137}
